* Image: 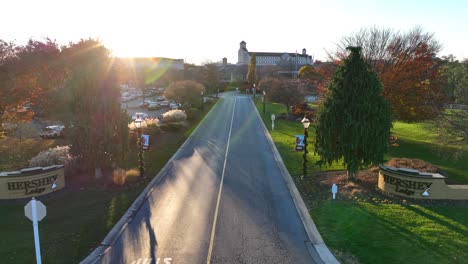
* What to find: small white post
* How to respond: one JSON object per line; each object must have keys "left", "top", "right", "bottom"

{"left": 271, "top": 114, "right": 276, "bottom": 130}
{"left": 31, "top": 198, "right": 42, "bottom": 264}
{"left": 332, "top": 184, "right": 338, "bottom": 200}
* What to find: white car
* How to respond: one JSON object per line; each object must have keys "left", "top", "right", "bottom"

{"left": 159, "top": 101, "right": 170, "bottom": 107}
{"left": 131, "top": 112, "right": 149, "bottom": 120}
{"left": 40, "top": 125, "right": 65, "bottom": 139}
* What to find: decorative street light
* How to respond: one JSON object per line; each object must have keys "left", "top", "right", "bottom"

{"left": 301, "top": 116, "right": 310, "bottom": 177}
{"left": 201, "top": 91, "right": 204, "bottom": 111}
{"left": 253, "top": 83, "right": 256, "bottom": 98}
{"left": 134, "top": 116, "right": 145, "bottom": 178}
{"left": 262, "top": 90, "right": 266, "bottom": 114}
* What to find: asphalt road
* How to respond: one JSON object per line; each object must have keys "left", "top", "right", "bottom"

{"left": 96, "top": 93, "right": 319, "bottom": 264}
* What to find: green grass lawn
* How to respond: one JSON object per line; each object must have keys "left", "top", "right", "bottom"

{"left": 387, "top": 122, "right": 468, "bottom": 184}
{"left": 0, "top": 188, "right": 143, "bottom": 263}
{"left": 257, "top": 101, "right": 468, "bottom": 264}
{"left": 259, "top": 101, "right": 346, "bottom": 176}
{"left": 0, "top": 102, "right": 216, "bottom": 263}
{"left": 312, "top": 201, "right": 468, "bottom": 264}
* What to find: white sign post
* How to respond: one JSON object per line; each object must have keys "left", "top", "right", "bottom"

{"left": 332, "top": 184, "right": 338, "bottom": 200}
{"left": 25, "top": 197, "right": 46, "bottom": 264}
{"left": 271, "top": 114, "right": 276, "bottom": 130}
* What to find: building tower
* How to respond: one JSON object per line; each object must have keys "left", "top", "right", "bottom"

{"left": 238, "top": 41, "right": 250, "bottom": 65}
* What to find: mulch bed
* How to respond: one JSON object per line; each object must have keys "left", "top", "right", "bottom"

{"left": 298, "top": 158, "right": 468, "bottom": 207}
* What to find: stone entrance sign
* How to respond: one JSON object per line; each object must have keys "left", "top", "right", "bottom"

{"left": 378, "top": 165, "right": 468, "bottom": 200}
{"left": 0, "top": 165, "right": 65, "bottom": 200}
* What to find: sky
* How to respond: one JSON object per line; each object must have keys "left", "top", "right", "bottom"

{"left": 2, "top": 0, "right": 467, "bottom": 65}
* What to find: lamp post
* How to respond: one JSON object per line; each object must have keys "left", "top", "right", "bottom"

{"left": 201, "top": 91, "right": 204, "bottom": 111}
{"left": 253, "top": 83, "right": 256, "bottom": 98}
{"left": 134, "top": 116, "right": 144, "bottom": 178}
{"left": 262, "top": 90, "right": 266, "bottom": 114}
{"left": 301, "top": 116, "right": 310, "bottom": 177}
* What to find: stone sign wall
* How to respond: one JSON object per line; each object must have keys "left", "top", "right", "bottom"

{"left": 378, "top": 165, "right": 468, "bottom": 200}
{"left": 0, "top": 165, "right": 65, "bottom": 200}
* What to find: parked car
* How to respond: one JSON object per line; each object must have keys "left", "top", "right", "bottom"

{"left": 39, "top": 125, "right": 65, "bottom": 139}
{"left": 139, "top": 100, "right": 154, "bottom": 108}
{"left": 159, "top": 101, "right": 170, "bottom": 107}
{"left": 147, "top": 102, "right": 161, "bottom": 111}
{"left": 131, "top": 112, "right": 149, "bottom": 120}
{"left": 170, "top": 103, "right": 180, "bottom": 110}
{"left": 156, "top": 96, "right": 165, "bottom": 101}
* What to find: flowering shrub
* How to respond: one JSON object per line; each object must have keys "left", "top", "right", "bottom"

{"left": 112, "top": 168, "right": 126, "bottom": 186}
{"left": 29, "top": 146, "right": 74, "bottom": 167}
{"left": 162, "top": 110, "right": 187, "bottom": 123}
{"left": 128, "top": 118, "right": 159, "bottom": 130}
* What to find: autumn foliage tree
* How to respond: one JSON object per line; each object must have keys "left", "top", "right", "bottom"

{"left": 201, "top": 63, "right": 221, "bottom": 94}
{"left": 332, "top": 26, "right": 444, "bottom": 121}
{"left": 0, "top": 40, "right": 18, "bottom": 130}
{"left": 301, "top": 61, "right": 339, "bottom": 98}
{"left": 0, "top": 39, "right": 65, "bottom": 128}
{"left": 315, "top": 47, "right": 392, "bottom": 180}
{"left": 247, "top": 54, "right": 257, "bottom": 85}
{"left": 165, "top": 80, "right": 206, "bottom": 108}
{"left": 259, "top": 78, "right": 305, "bottom": 115}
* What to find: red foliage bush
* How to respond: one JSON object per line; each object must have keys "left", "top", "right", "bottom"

{"left": 291, "top": 103, "right": 316, "bottom": 120}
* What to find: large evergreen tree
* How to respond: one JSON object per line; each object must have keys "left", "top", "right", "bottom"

{"left": 247, "top": 54, "right": 257, "bottom": 85}
{"left": 315, "top": 47, "right": 392, "bottom": 180}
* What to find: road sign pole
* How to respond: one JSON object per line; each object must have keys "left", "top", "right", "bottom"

{"left": 31, "top": 198, "right": 42, "bottom": 264}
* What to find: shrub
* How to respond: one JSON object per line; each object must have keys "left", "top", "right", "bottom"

{"left": 185, "top": 108, "right": 201, "bottom": 121}
{"left": 113, "top": 168, "right": 141, "bottom": 186}
{"left": 112, "top": 168, "right": 126, "bottom": 186}
{"left": 291, "top": 103, "right": 316, "bottom": 120}
{"left": 29, "top": 146, "right": 74, "bottom": 167}
{"left": 162, "top": 110, "right": 187, "bottom": 123}
{"left": 125, "top": 169, "right": 140, "bottom": 184}
{"left": 160, "top": 122, "right": 184, "bottom": 131}
{"left": 143, "top": 118, "right": 161, "bottom": 135}
{"left": 128, "top": 118, "right": 159, "bottom": 131}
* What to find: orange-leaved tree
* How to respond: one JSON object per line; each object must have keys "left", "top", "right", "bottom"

{"left": 332, "top": 26, "right": 445, "bottom": 121}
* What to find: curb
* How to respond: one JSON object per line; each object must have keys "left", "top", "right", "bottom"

{"left": 81, "top": 98, "right": 223, "bottom": 264}
{"left": 251, "top": 100, "right": 339, "bottom": 264}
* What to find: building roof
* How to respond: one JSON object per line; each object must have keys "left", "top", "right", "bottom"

{"left": 240, "top": 40, "right": 246, "bottom": 44}
{"left": 248, "top": 52, "right": 311, "bottom": 58}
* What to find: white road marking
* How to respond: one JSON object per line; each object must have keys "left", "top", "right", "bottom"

{"left": 206, "top": 98, "right": 237, "bottom": 264}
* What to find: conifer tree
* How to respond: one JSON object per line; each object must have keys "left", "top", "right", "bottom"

{"left": 315, "top": 47, "right": 392, "bottom": 180}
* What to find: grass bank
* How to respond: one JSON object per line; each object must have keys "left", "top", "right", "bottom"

{"left": 0, "top": 101, "right": 216, "bottom": 263}
{"left": 256, "top": 101, "right": 468, "bottom": 264}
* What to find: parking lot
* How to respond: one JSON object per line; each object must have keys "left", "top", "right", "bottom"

{"left": 121, "top": 96, "right": 172, "bottom": 120}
